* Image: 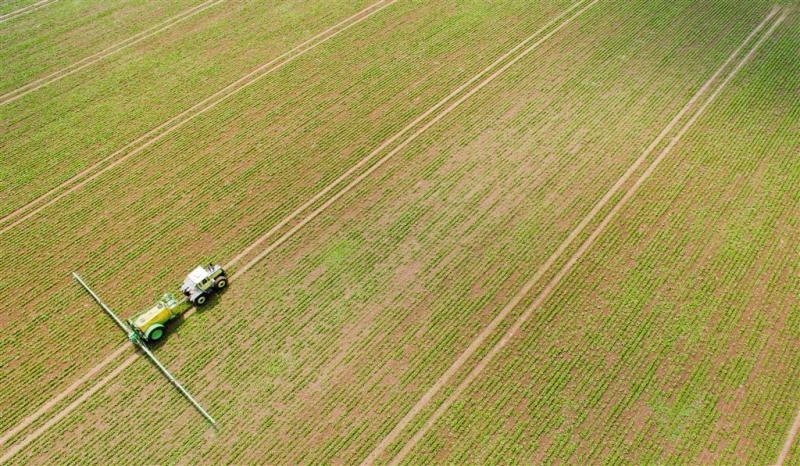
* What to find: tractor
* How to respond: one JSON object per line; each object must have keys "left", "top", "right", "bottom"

{"left": 73, "top": 269, "right": 220, "bottom": 426}
{"left": 181, "top": 263, "right": 228, "bottom": 306}
{"left": 125, "top": 264, "right": 228, "bottom": 342}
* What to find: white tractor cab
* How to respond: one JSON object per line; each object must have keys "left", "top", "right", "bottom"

{"left": 181, "top": 264, "right": 228, "bottom": 306}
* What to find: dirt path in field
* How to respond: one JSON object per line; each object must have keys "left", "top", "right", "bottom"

{"left": 0, "top": 0, "right": 57, "bottom": 23}
{"left": 0, "top": 0, "right": 397, "bottom": 235}
{"left": 776, "top": 405, "right": 800, "bottom": 464}
{"left": 0, "top": 0, "right": 596, "bottom": 457}
{"left": 0, "top": 0, "right": 226, "bottom": 106}
{"left": 0, "top": 344, "right": 128, "bottom": 449}
{"left": 0, "top": 0, "right": 396, "bottom": 451}
{"left": 0, "top": 354, "right": 136, "bottom": 464}
{"left": 364, "top": 8, "right": 784, "bottom": 464}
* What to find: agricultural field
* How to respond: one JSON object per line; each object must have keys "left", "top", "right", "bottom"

{"left": 0, "top": 0, "right": 797, "bottom": 464}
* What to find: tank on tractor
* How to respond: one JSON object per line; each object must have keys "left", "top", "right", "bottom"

{"left": 181, "top": 264, "right": 227, "bottom": 306}
{"left": 128, "top": 293, "right": 182, "bottom": 342}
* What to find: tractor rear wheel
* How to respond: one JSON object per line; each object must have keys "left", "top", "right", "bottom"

{"left": 215, "top": 278, "right": 227, "bottom": 290}
{"left": 194, "top": 295, "right": 207, "bottom": 306}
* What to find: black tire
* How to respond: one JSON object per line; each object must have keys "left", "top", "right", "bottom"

{"left": 194, "top": 295, "right": 207, "bottom": 306}
{"left": 215, "top": 278, "right": 227, "bottom": 290}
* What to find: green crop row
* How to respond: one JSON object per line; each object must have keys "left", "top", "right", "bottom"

{"left": 0, "top": 0, "right": 38, "bottom": 16}
{"left": 0, "top": 0, "right": 377, "bottom": 216}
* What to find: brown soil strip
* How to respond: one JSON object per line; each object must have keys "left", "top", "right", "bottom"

{"left": 0, "top": 0, "right": 397, "bottom": 235}
{"left": 365, "top": 9, "right": 784, "bottom": 464}
{"left": 0, "top": 0, "right": 396, "bottom": 451}
{"left": 0, "top": 0, "right": 58, "bottom": 23}
{"left": 226, "top": 0, "right": 598, "bottom": 274}
{"left": 0, "top": 0, "right": 226, "bottom": 105}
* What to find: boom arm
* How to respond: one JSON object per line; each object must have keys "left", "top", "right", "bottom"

{"left": 72, "top": 272, "right": 217, "bottom": 428}
{"left": 72, "top": 272, "right": 134, "bottom": 338}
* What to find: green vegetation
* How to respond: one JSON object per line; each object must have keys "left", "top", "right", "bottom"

{"left": 0, "top": 0, "right": 797, "bottom": 463}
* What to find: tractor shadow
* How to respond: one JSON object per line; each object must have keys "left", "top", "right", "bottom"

{"left": 146, "top": 291, "right": 227, "bottom": 350}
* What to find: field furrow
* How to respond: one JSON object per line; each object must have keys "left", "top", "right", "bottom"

{"left": 0, "top": 0, "right": 57, "bottom": 20}
{"left": 0, "top": 0, "right": 379, "bottom": 218}
{"left": 0, "top": 0, "right": 228, "bottom": 106}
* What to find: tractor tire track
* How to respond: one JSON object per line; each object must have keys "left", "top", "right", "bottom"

{"left": 225, "top": 0, "right": 598, "bottom": 273}
{"left": 0, "top": 344, "right": 128, "bottom": 449}
{"left": 367, "top": 9, "right": 784, "bottom": 464}
{"left": 0, "top": 0, "right": 397, "bottom": 235}
{"left": 0, "top": 0, "right": 226, "bottom": 106}
{"left": 0, "top": 0, "right": 57, "bottom": 23}
{"left": 0, "top": 0, "right": 596, "bottom": 457}
{"left": 0, "top": 354, "right": 136, "bottom": 464}
{"left": 777, "top": 386, "right": 800, "bottom": 464}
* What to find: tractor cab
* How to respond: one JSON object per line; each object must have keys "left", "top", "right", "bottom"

{"left": 181, "top": 264, "right": 227, "bottom": 306}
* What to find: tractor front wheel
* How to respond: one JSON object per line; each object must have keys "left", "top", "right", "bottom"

{"left": 194, "top": 295, "right": 207, "bottom": 306}
{"left": 216, "top": 278, "right": 227, "bottom": 290}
